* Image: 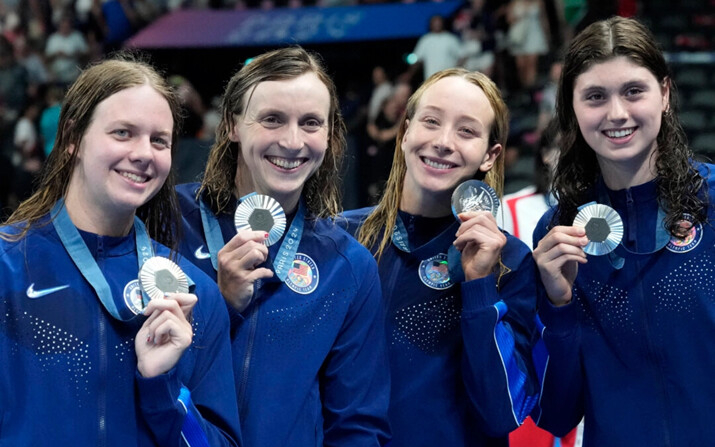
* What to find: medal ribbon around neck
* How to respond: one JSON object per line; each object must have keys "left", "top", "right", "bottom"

{"left": 51, "top": 199, "right": 154, "bottom": 321}
{"left": 199, "top": 193, "right": 305, "bottom": 282}
{"left": 593, "top": 186, "right": 670, "bottom": 256}
{"left": 391, "top": 215, "right": 465, "bottom": 283}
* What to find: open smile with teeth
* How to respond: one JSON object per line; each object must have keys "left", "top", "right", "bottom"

{"left": 268, "top": 156, "right": 304, "bottom": 170}
{"left": 604, "top": 127, "right": 636, "bottom": 138}
{"left": 120, "top": 171, "right": 149, "bottom": 183}
{"left": 422, "top": 157, "right": 455, "bottom": 170}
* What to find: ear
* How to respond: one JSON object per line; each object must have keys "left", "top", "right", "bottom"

{"left": 401, "top": 119, "right": 410, "bottom": 151}
{"left": 228, "top": 115, "right": 241, "bottom": 143}
{"left": 479, "top": 143, "right": 502, "bottom": 172}
{"left": 661, "top": 77, "right": 671, "bottom": 113}
{"left": 67, "top": 143, "right": 76, "bottom": 155}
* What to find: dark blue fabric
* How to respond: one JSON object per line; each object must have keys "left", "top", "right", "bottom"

{"left": 340, "top": 207, "right": 539, "bottom": 447}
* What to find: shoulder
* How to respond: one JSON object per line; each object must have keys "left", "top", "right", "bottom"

{"left": 175, "top": 183, "right": 201, "bottom": 207}
{"left": 308, "top": 217, "right": 379, "bottom": 276}
{"left": 337, "top": 206, "right": 376, "bottom": 237}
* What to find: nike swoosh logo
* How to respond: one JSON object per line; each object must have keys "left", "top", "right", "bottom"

{"left": 194, "top": 245, "right": 211, "bottom": 260}
{"left": 26, "top": 283, "right": 70, "bottom": 299}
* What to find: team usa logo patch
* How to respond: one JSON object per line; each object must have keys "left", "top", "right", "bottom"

{"left": 418, "top": 253, "right": 454, "bottom": 290}
{"left": 123, "top": 279, "right": 144, "bottom": 315}
{"left": 666, "top": 216, "right": 702, "bottom": 253}
{"left": 285, "top": 253, "right": 319, "bottom": 295}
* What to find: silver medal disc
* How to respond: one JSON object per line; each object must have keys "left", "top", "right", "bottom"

{"left": 234, "top": 194, "right": 286, "bottom": 247}
{"left": 573, "top": 203, "right": 624, "bottom": 256}
{"left": 139, "top": 256, "right": 190, "bottom": 303}
{"left": 451, "top": 180, "right": 500, "bottom": 219}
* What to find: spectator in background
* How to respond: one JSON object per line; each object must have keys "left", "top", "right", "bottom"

{"left": 364, "top": 81, "right": 411, "bottom": 204}
{"left": 45, "top": 11, "right": 88, "bottom": 85}
{"left": 411, "top": 15, "right": 461, "bottom": 82}
{"left": 506, "top": 0, "right": 548, "bottom": 90}
{"left": 11, "top": 100, "right": 42, "bottom": 205}
{"left": 39, "top": 83, "right": 64, "bottom": 157}
{"left": 455, "top": 0, "right": 496, "bottom": 78}
{"left": 367, "top": 65, "right": 392, "bottom": 124}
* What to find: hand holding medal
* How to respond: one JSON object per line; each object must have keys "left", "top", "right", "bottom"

{"left": 136, "top": 257, "right": 196, "bottom": 378}
{"left": 451, "top": 180, "right": 507, "bottom": 280}
{"left": 214, "top": 194, "right": 285, "bottom": 311}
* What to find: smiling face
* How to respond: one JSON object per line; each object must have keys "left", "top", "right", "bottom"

{"left": 400, "top": 76, "right": 501, "bottom": 216}
{"left": 230, "top": 72, "right": 330, "bottom": 213}
{"left": 572, "top": 56, "right": 669, "bottom": 188}
{"left": 64, "top": 84, "right": 173, "bottom": 235}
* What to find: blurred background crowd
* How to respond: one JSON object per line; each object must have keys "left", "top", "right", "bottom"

{"left": 0, "top": 0, "right": 713, "bottom": 217}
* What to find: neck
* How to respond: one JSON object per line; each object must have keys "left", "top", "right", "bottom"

{"left": 235, "top": 175, "right": 300, "bottom": 215}
{"left": 63, "top": 191, "right": 134, "bottom": 237}
{"left": 597, "top": 151, "right": 657, "bottom": 191}
{"left": 400, "top": 185, "right": 452, "bottom": 218}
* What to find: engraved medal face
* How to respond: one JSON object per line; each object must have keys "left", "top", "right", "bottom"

{"left": 451, "top": 180, "right": 500, "bottom": 219}
{"left": 573, "top": 203, "right": 624, "bottom": 256}
{"left": 234, "top": 194, "right": 286, "bottom": 246}
{"left": 139, "top": 256, "right": 189, "bottom": 302}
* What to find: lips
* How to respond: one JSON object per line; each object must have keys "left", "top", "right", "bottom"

{"left": 603, "top": 127, "right": 636, "bottom": 138}
{"left": 421, "top": 156, "right": 456, "bottom": 170}
{"left": 267, "top": 156, "right": 304, "bottom": 170}
{"left": 119, "top": 170, "right": 149, "bottom": 183}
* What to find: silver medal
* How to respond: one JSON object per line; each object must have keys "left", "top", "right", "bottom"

{"left": 451, "top": 180, "right": 500, "bottom": 219}
{"left": 234, "top": 194, "right": 286, "bottom": 247}
{"left": 573, "top": 203, "right": 624, "bottom": 256}
{"left": 138, "top": 256, "right": 190, "bottom": 303}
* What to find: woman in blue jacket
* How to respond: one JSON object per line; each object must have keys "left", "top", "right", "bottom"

{"left": 0, "top": 55, "right": 241, "bottom": 446}
{"left": 342, "top": 68, "right": 539, "bottom": 446}
{"left": 532, "top": 16, "right": 715, "bottom": 445}
{"left": 175, "top": 47, "right": 390, "bottom": 447}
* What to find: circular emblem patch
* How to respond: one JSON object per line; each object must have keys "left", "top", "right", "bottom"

{"left": 419, "top": 253, "right": 454, "bottom": 290}
{"left": 666, "top": 216, "right": 702, "bottom": 253}
{"left": 285, "top": 253, "right": 319, "bottom": 295}
{"left": 123, "top": 279, "right": 144, "bottom": 315}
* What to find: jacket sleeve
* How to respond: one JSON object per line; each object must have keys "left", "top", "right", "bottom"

{"left": 459, "top": 236, "right": 539, "bottom": 436}
{"left": 530, "top": 214, "right": 585, "bottom": 436}
{"left": 136, "top": 280, "right": 242, "bottom": 447}
{"left": 320, "top": 254, "right": 391, "bottom": 447}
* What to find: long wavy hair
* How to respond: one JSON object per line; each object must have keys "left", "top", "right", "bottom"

{"left": 2, "top": 53, "right": 183, "bottom": 250}
{"left": 357, "top": 68, "right": 509, "bottom": 261}
{"left": 551, "top": 16, "right": 705, "bottom": 235}
{"left": 199, "top": 46, "right": 346, "bottom": 219}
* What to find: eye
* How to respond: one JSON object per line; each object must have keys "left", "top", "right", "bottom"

{"left": 302, "top": 117, "right": 324, "bottom": 131}
{"left": 112, "top": 129, "right": 130, "bottom": 139}
{"left": 458, "top": 127, "right": 477, "bottom": 137}
{"left": 422, "top": 117, "right": 439, "bottom": 127}
{"left": 261, "top": 115, "right": 283, "bottom": 128}
{"left": 585, "top": 92, "right": 604, "bottom": 102}
{"left": 151, "top": 136, "right": 171, "bottom": 149}
{"left": 625, "top": 87, "right": 643, "bottom": 97}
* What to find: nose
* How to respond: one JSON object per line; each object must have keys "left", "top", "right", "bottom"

{"left": 433, "top": 127, "right": 455, "bottom": 153}
{"left": 606, "top": 97, "right": 628, "bottom": 122}
{"left": 129, "top": 136, "right": 154, "bottom": 163}
{"left": 279, "top": 123, "right": 304, "bottom": 150}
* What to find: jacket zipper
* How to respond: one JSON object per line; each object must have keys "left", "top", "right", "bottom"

{"left": 238, "top": 279, "right": 262, "bottom": 416}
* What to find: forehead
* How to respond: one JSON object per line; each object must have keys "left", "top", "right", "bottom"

{"left": 245, "top": 72, "right": 331, "bottom": 115}
{"left": 574, "top": 56, "right": 659, "bottom": 90}
{"left": 91, "top": 84, "right": 173, "bottom": 128}
{"left": 418, "top": 76, "right": 495, "bottom": 124}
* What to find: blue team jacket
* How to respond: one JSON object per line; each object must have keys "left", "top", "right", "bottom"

{"left": 532, "top": 162, "right": 715, "bottom": 446}
{"left": 176, "top": 183, "right": 391, "bottom": 447}
{"left": 0, "top": 215, "right": 241, "bottom": 446}
{"left": 341, "top": 208, "right": 539, "bottom": 447}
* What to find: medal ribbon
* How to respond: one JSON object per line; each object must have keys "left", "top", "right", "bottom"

{"left": 391, "top": 214, "right": 465, "bottom": 283}
{"left": 51, "top": 199, "right": 153, "bottom": 321}
{"left": 199, "top": 193, "right": 305, "bottom": 282}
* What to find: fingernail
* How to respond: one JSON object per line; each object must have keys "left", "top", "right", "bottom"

{"left": 264, "top": 233, "right": 269, "bottom": 239}
{"left": 146, "top": 335, "right": 152, "bottom": 343}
